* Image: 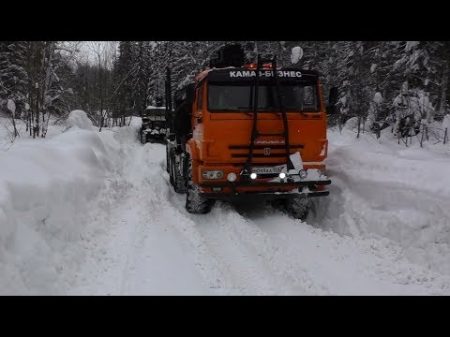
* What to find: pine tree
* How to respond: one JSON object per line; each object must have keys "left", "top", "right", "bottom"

{"left": 0, "top": 41, "right": 29, "bottom": 117}
{"left": 112, "top": 41, "right": 136, "bottom": 123}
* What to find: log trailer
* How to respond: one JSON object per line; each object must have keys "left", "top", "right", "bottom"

{"left": 166, "top": 44, "right": 331, "bottom": 219}
{"left": 139, "top": 101, "right": 167, "bottom": 144}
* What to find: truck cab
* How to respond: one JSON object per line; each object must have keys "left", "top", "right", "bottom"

{"left": 166, "top": 44, "right": 331, "bottom": 219}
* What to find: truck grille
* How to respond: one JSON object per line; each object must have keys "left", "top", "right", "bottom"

{"left": 228, "top": 144, "right": 304, "bottom": 160}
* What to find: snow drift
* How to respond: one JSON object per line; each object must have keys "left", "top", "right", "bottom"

{"left": 0, "top": 111, "right": 125, "bottom": 294}
{"left": 320, "top": 127, "right": 450, "bottom": 276}
{"left": 66, "top": 109, "right": 94, "bottom": 131}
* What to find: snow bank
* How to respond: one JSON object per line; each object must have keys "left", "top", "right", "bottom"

{"left": 0, "top": 111, "right": 125, "bottom": 294}
{"left": 66, "top": 110, "right": 94, "bottom": 130}
{"left": 343, "top": 116, "right": 359, "bottom": 130}
{"left": 321, "top": 127, "right": 450, "bottom": 275}
{"left": 112, "top": 117, "right": 141, "bottom": 144}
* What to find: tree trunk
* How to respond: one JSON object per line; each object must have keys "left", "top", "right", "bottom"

{"left": 33, "top": 81, "right": 40, "bottom": 138}
{"left": 11, "top": 113, "right": 19, "bottom": 139}
{"left": 357, "top": 116, "right": 361, "bottom": 138}
{"left": 28, "top": 41, "right": 45, "bottom": 138}
{"left": 438, "top": 62, "right": 448, "bottom": 116}
{"left": 42, "top": 110, "right": 51, "bottom": 138}
{"left": 98, "top": 65, "right": 104, "bottom": 132}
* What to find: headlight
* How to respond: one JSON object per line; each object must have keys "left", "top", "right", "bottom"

{"left": 250, "top": 172, "right": 257, "bottom": 180}
{"left": 227, "top": 172, "right": 237, "bottom": 182}
{"left": 279, "top": 172, "right": 286, "bottom": 179}
{"left": 299, "top": 169, "right": 307, "bottom": 179}
{"left": 202, "top": 170, "right": 224, "bottom": 180}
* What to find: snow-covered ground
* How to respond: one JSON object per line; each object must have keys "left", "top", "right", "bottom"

{"left": 1, "top": 112, "right": 450, "bottom": 295}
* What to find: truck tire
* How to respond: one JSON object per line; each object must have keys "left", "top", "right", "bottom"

{"left": 168, "top": 149, "right": 175, "bottom": 186}
{"left": 169, "top": 159, "right": 175, "bottom": 186}
{"left": 140, "top": 131, "right": 147, "bottom": 144}
{"left": 285, "top": 195, "right": 310, "bottom": 221}
{"left": 165, "top": 146, "right": 170, "bottom": 173}
{"left": 172, "top": 155, "right": 186, "bottom": 194}
{"left": 185, "top": 155, "right": 214, "bottom": 214}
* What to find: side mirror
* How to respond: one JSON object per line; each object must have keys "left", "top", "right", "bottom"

{"left": 327, "top": 87, "right": 339, "bottom": 114}
{"left": 185, "top": 84, "right": 195, "bottom": 105}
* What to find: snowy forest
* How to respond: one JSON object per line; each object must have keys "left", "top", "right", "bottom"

{"left": 3, "top": 41, "right": 450, "bottom": 295}
{"left": 1, "top": 41, "right": 449, "bottom": 141}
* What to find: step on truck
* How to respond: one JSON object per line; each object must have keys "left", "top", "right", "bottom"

{"left": 166, "top": 44, "right": 331, "bottom": 219}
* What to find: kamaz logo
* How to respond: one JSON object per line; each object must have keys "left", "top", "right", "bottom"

{"left": 263, "top": 148, "right": 271, "bottom": 156}
{"left": 229, "top": 70, "right": 302, "bottom": 78}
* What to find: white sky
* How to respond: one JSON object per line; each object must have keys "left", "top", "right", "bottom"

{"left": 76, "top": 41, "right": 118, "bottom": 67}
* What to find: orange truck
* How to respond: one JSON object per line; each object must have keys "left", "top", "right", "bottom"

{"left": 166, "top": 44, "right": 331, "bottom": 219}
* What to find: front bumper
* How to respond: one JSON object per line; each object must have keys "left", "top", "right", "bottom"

{"left": 200, "top": 178, "right": 331, "bottom": 200}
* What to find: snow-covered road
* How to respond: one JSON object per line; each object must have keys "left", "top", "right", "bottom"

{"left": 2, "top": 113, "right": 450, "bottom": 295}
{"left": 69, "top": 125, "right": 450, "bottom": 295}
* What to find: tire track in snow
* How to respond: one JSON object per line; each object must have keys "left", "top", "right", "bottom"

{"left": 153, "top": 149, "right": 317, "bottom": 294}
{"left": 181, "top": 205, "right": 307, "bottom": 295}
{"left": 161, "top": 174, "right": 269, "bottom": 294}
{"left": 117, "top": 142, "right": 227, "bottom": 294}
{"left": 251, "top": 211, "right": 450, "bottom": 295}
{"left": 140, "top": 142, "right": 450, "bottom": 295}
{"left": 72, "top": 140, "right": 215, "bottom": 294}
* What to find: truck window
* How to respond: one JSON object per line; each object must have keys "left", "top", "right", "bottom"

{"left": 207, "top": 83, "right": 319, "bottom": 112}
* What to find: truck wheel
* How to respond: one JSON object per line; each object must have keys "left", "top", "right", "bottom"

{"left": 169, "top": 160, "right": 175, "bottom": 186}
{"left": 140, "top": 132, "right": 146, "bottom": 144}
{"left": 285, "top": 196, "right": 310, "bottom": 221}
{"left": 165, "top": 146, "right": 170, "bottom": 173}
{"left": 185, "top": 155, "right": 214, "bottom": 214}
{"left": 168, "top": 150, "right": 175, "bottom": 186}
{"left": 172, "top": 157, "right": 186, "bottom": 194}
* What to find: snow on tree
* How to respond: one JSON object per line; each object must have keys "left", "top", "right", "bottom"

{"left": 391, "top": 81, "right": 425, "bottom": 138}
{"left": 0, "top": 41, "right": 28, "bottom": 118}
{"left": 366, "top": 92, "right": 385, "bottom": 134}
{"left": 291, "top": 46, "right": 303, "bottom": 64}
{"left": 7, "top": 99, "right": 15, "bottom": 114}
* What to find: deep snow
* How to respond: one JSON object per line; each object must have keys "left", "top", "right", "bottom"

{"left": 1, "top": 112, "right": 450, "bottom": 295}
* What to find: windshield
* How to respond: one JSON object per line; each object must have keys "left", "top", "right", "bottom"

{"left": 143, "top": 109, "right": 165, "bottom": 119}
{"left": 143, "top": 120, "right": 165, "bottom": 128}
{"left": 207, "top": 83, "right": 319, "bottom": 112}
